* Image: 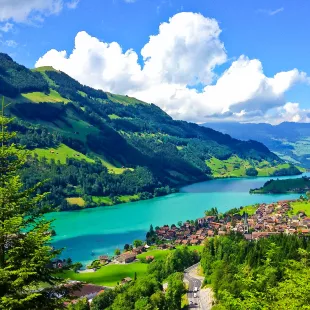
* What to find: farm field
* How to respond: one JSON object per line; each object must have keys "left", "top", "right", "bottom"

{"left": 290, "top": 200, "right": 310, "bottom": 215}
{"left": 59, "top": 246, "right": 203, "bottom": 286}
{"left": 206, "top": 156, "right": 296, "bottom": 178}
{"left": 32, "top": 143, "right": 94, "bottom": 164}
{"left": 59, "top": 263, "right": 148, "bottom": 287}
{"left": 22, "top": 90, "right": 70, "bottom": 103}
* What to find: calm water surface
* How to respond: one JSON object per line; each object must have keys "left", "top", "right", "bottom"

{"left": 48, "top": 173, "right": 309, "bottom": 265}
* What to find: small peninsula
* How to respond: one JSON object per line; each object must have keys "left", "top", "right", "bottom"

{"left": 250, "top": 176, "right": 310, "bottom": 194}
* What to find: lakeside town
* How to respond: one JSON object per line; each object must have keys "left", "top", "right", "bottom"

{"left": 55, "top": 196, "right": 310, "bottom": 306}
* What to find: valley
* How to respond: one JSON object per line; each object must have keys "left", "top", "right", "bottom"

{"left": 0, "top": 53, "right": 303, "bottom": 212}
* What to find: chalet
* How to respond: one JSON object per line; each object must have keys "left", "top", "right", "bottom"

{"left": 132, "top": 246, "right": 144, "bottom": 254}
{"left": 116, "top": 253, "right": 136, "bottom": 264}
{"left": 71, "top": 284, "right": 105, "bottom": 301}
{"left": 121, "top": 277, "right": 132, "bottom": 285}
{"left": 207, "top": 230, "right": 214, "bottom": 237}
{"left": 99, "top": 255, "right": 110, "bottom": 264}
{"left": 190, "top": 239, "right": 200, "bottom": 245}
{"left": 197, "top": 217, "right": 206, "bottom": 225}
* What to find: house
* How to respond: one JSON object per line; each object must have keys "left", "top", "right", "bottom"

{"left": 99, "top": 255, "right": 110, "bottom": 264}
{"left": 121, "top": 277, "right": 132, "bottom": 285}
{"left": 132, "top": 246, "right": 144, "bottom": 254}
{"left": 71, "top": 284, "right": 105, "bottom": 301}
{"left": 116, "top": 253, "right": 136, "bottom": 264}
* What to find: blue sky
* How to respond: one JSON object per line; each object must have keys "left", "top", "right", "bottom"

{"left": 1, "top": 0, "right": 310, "bottom": 123}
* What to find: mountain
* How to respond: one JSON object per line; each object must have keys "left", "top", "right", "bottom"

{"left": 0, "top": 53, "right": 300, "bottom": 210}
{"left": 203, "top": 121, "right": 310, "bottom": 168}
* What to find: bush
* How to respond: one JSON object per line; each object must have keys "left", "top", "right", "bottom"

{"left": 246, "top": 167, "right": 258, "bottom": 176}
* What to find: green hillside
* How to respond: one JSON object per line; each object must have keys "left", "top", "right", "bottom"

{"left": 250, "top": 176, "right": 310, "bottom": 194}
{"left": 0, "top": 53, "right": 301, "bottom": 211}
{"left": 204, "top": 121, "right": 310, "bottom": 168}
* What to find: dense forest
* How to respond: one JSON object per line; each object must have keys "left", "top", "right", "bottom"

{"left": 0, "top": 53, "right": 301, "bottom": 210}
{"left": 251, "top": 176, "right": 310, "bottom": 194}
{"left": 201, "top": 234, "right": 310, "bottom": 309}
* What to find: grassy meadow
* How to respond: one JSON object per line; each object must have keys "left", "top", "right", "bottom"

{"left": 206, "top": 155, "right": 296, "bottom": 178}
{"left": 22, "top": 90, "right": 70, "bottom": 103}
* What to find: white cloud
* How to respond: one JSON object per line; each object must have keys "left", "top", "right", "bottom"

{"left": 2, "top": 39, "right": 18, "bottom": 47}
{"left": 0, "top": 0, "right": 79, "bottom": 23}
{"left": 0, "top": 22, "right": 13, "bottom": 32}
{"left": 35, "top": 12, "right": 309, "bottom": 123}
{"left": 258, "top": 7, "right": 284, "bottom": 16}
{"left": 67, "top": 0, "right": 80, "bottom": 9}
{"left": 141, "top": 12, "right": 227, "bottom": 85}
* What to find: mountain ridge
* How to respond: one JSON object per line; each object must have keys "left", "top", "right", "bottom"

{"left": 0, "top": 53, "right": 301, "bottom": 210}
{"left": 203, "top": 121, "right": 310, "bottom": 168}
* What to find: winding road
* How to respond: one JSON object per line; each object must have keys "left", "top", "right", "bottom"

{"left": 184, "top": 263, "right": 213, "bottom": 310}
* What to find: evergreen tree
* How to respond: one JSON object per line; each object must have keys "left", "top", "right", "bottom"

{"left": 0, "top": 98, "right": 69, "bottom": 309}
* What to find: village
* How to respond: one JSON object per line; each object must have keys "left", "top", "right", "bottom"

{"left": 53, "top": 198, "right": 310, "bottom": 306}
{"left": 154, "top": 199, "right": 310, "bottom": 244}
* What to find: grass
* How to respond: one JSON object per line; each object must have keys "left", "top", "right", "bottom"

{"left": 108, "top": 114, "right": 121, "bottom": 119}
{"left": 92, "top": 196, "right": 113, "bottom": 206}
{"left": 206, "top": 156, "right": 296, "bottom": 178}
{"left": 66, "top": 197, "right": 86, "bottom": 207}
{"left": 107, "top": 93, "right": 147, "bottom": 106}
{"left": 33, "top": 66, "right": 58, "bottom": 73}
{"left": 290, "top": 200, "right": 310, "bottom": 216}
{"left": 22, "top": 90, "right": 70, "bottom": 104}
{"left": 51, "top": 119, "right": 100, "bottom": 143}
{"left": 32, "top": 144, "right": 94, "bottom": 164}
{"left": 59, "top": 263, "right": 148, "bottom": 287}
{"left": 60, "top": 246, "right": 204, "bottom": 286}
{"left": 118, "top": 194, "right": 140, "bottom": 203}
{"left": 91, "top": 195, "right": 140, "bottom": 206}
{"left": 239, "top": 205, "right": 258, "bottom": 216}
{"left": 137, "top": 249, "right": 173, "bottom": 261}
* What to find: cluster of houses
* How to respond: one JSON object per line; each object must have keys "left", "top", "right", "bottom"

{"left": 155, "top": 200, "right": 310, "bottom": 243}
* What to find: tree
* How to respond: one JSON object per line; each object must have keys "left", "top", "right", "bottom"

{"left": 92, "top": 290, "right": 117, "bottom": 310}
{"left": 67, "top": 298, "right": 90, "bottom": 310}
{"left": 73, "top": 262, "right": 83, "bottom": 273}
{"left": 114, "top": 248, "right": 121, "bottom": 255}
{"left": 165, "top": 273, "right": 186, "bottom": 310}
{"left": 133, "top": 239, "right": 143, "bottom": 248}
{"left": 0, "top": 97, "right": 69, "bottom": 309}
{"left": 124, "top": 243, "right": 130, "bottom": 251}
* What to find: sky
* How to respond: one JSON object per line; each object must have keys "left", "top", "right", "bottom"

{"left": 1, "top": 0, "right": 310, "bottom": 124}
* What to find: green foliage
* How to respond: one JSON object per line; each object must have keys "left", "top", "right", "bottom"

{"left": 0, "top": 99, "right": 68, "bottom": 309}
{"left": 67, "top": 298, "right": 90, "bottom": 310}
{"left": 245, "top": 167, "right": 258, "bottom": 176}
{"left": 272, "top": 164, "right": 302, "bottom": 176}
{"left": 90, "top": 246, "right": 198, "bottom": 310}
{"left": 114, "top": 248, "right": 121, "bottom": 255}
{"left": 201, "top": 234, "right": 310, "bottom": 309}
{"left": 251, "top": 176, "right": 310, "bottom": 194}
{"left": 0, "top": 53, "right": 302, "bottom": 212}
{"left": 133, "top": 240, "right": 143, "bottom": 248}
{"left": 165, "top": 273, "right": 186, "bottom": 310}
{"left": 0, "top": 53, "right": 48, "bottom": 97}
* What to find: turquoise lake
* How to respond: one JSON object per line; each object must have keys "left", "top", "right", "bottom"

{"left": 48, "top": 173, "right": 309, "bottom": 265}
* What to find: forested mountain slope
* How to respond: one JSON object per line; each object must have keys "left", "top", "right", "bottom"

{"left": 0, "top": 53, "right": 300, "bottom": 210}
{"left": 204, "top": 121, "right": 310, "bottom": 168}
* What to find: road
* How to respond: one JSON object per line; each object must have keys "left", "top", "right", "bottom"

{"left": 184, "top": 263, "right": 205, "bottom": 310}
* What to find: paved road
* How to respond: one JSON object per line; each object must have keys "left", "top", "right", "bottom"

{"left": 184, "top": 263, "right": 205, "bottom": 310}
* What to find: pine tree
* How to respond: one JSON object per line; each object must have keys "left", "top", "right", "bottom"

{"left": 0, "top": 98, "right": 69, "bottom": 309}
